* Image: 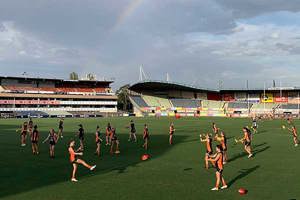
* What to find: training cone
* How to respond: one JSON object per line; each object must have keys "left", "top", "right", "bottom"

{"left": 238, "top": 188, "right": 248, "bottom": 195}
{"left": 141, "top": 154, "right": 150, "bottom": 161}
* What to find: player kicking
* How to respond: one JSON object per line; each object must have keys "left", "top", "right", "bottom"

{"left": 58, "top": 118, "right": 64, "bottom": 138}
{"left": 43, "top": 128, "right": 59, "bottom": 158}
{"left": 20, "top": 121, "right": 28, "bottom": 146}
{"left": 28, "top": 117, "right": 34, "bottom": 136}
{"left": 169, "top": 122, "right": 175, "bottom": 145}
{"left": 212, "top": 122, "right": 219, "bottom": 135}
{"left": 77, "top": 124, "right": 85, "bottom": 151}
{"left": 208, "top": 145, "right": 228, "bottom": 191}
{"left": 215, "top": 131, "right": 228, "bottom": 164}
{"left": 106, "top": 123, "right": 112, "bottom": 145}
{"left": 95, "top": 125, "right": 103, "bottom": 156}
{"left": 110, "top": 128, "right": 120, "bottom": 154}
{"left": 200, "top": 133, "right": 214, "bottom": 169}
{"left": 235, "top": 127, "right": 253, "bottom": 158}
{"left": 68, "top": 140, "right": 96, "bottom": 182}
{"left": 143, "top": 124, "right": 150, "bottom": 150}
{"left": 287, "top": 126, "right": 299, "bottom": 147}
{"left": 128, "top": 120, "right": 137, "bottom": 142}
{"left": 30, "top": 125, "right": 39, "bottom": 155}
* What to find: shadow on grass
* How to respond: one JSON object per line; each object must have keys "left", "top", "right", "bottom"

{"left": 228, "top": 165, "right": 260, "bottom": 187}
{"left": 0, "top": 132, "right": 187, "bottom": 199}
{"left": 228, "top": 143, "right": 269, "bottom": 163}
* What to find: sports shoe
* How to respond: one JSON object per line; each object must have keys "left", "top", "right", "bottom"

{"left": 295, "top": 143, "right": 298, "bottom": 147}
{"left": 21, "top": 144, "right": 26, "bottom": 147}
{"left": 221, "top": 185, "right": 228, "bottom": 190}
{"left": 61, "top": 136, "right": 63, "bottom": 138}
{"left": 211, "top": 187, "right": 219, "bottom": 191}
{"left": 90, "top": 165, "right": 96, "bottom": 171}
{"left": 248, "top": 154, "right": 253, "bottom": 158}
{"left": 71, "top": 178, "right": 78, "bottom": 182}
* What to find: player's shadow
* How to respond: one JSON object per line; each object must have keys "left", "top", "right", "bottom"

{"left": 0, "top": 132, "right": 188, "bottom": 199}
{"left": 228, "top": 165, "right": 260, "bottom": 187}
{"left": 228, "top": 143, "right": 269, "bottom": 163}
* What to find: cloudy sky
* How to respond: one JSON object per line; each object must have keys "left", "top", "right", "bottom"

{"left": 0, "top": 0, "right": 300, "bottom": 89}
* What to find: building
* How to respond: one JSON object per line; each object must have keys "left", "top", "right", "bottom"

{"left": 128, "top": 80, "right": 300, "bottom": 117}
{"left": 0, "top": 76, "right": 117, "bottom": 118}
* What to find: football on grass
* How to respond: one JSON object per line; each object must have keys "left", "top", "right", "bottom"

{"left": 141, "top": 154, "right": 150, "bottom": 161}
{"left": 238, "top": 188, "right": 248, "bottom": 195}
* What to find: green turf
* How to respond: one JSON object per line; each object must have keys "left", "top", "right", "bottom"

{"left": 0, "top": 117, "right": 299, "bottom": 200}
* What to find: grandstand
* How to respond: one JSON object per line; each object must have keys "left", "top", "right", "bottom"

{"left": 128, "top": 80, "right": 300, "bottom": 117}
{"left": 0, "top": 76, "right": 117, "bottom": 118}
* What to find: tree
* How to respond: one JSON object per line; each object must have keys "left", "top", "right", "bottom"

{"left": 69, "top": 72, "right": 79, "bottom": 80}
{"left": 116, "top": 84, "right": 132, "bottom": 112}
{"left": 86, "top": 73, "right": 96, "bottom": 80}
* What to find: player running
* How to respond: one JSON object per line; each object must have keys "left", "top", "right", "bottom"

{"left": 128, "top": 120, "right": 137, "bottom": 142}
{"left": 110, "top": 127, "right": 120, "bottom": 154}
{"left": 43, "top": 128, "right": 59, "bottom": 158}
{"left": 215, "top": 131, "right": 228, "bottom": 164}
{"left": 30, "top": 125, "right": 39, "bottom": 155}
{"left": 143, "top": 124, "right": 150, "bottom": 150}
{"left": 106, "top": 123, "right": 112, "bottom": 146}
{"left": 58, "top": 118, "right": 64, "bottom": 138}
{"left": 20, "top": 121, "right": 28, "bottom": 146}
{"left": 252, "top": 117, "right": 258, "bottom": 134}
{"left": 208, "top": 145, "right": 228, "bottom": 191}
{"left": 77, "top": 124, "right": 85, "bottom": 151}
{"left": 169, "top": 122, "right": 175, "bottom": 145}
{"left": 287, "top": 125, "right": 299, "bottom": 147}
{"left": 200, "top": 133, "right": 214, "bottom": 169}
{"left": 95, "top": 125, "right": 102, "bottom": 156}
{"left": 68, "top": 140, "right": 96, "bottom": 182}
{"left": 235, "top": 127, "right": 253, "bottom": 158}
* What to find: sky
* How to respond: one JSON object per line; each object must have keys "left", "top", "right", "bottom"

{"left": 0, "top": 0, "right": 300, "bottom": 90}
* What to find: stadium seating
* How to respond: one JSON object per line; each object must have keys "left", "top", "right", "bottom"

{"left": 201, "top": 100, "right": 225, "bottom": 110}
{"left": 130, "top": 96, "right": 148, "bottom": 107}
{"left": 43, "top": 110, "right": 73, "bottom": 116}
{"left": 170, "top": 99, "right": 201, "bottom": 108}
{"left": 142, "top": 95, "right": 161, "bottom": 107}
{"left": 280, "top": 104, "right": 299, "bottom": 109}
{"left": 15, "top": 111, "right": 49, "bottom": 117}
{"left": 227, "top": 102, "right": 251, "bottom": 109}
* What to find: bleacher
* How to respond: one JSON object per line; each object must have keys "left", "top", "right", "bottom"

{"left": 170, "top": 99, "right": 200, "bottom": 108}
{"left": 43, "top": 110, "right": 73, "bottom": 117}
{"left": 227, "top": 102, "right": 251, "bottom": 109}
{"left": 130, "top": 96, "right": 148, "bottom": 107}
{"left": 142, "top": 95, "right": 161, "bottom": 107}
{"left": 201, "top": 100, "right": 225, "bottom": 110}
{"left": 2, "top": 86, "right": 108, "bottom": 95}
{"left": 280, "top": 104, "right": 299, "bottom": 109}
{"left": 15, "top": 111, "right": 49, "bottom": 118}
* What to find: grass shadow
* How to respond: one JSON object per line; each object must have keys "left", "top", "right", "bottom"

{"left": 228, "top": 143, "right": 269, "bottom": 162}
{"left": 0, "top": 131, "right": 188, "bottom": 199}
{"left": 228, "top": 165, "right": 260, "bottom": 187}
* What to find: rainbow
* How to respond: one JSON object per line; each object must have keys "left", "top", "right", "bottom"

{"left": 112, "top": 0, "right": 144, "bottom": 31}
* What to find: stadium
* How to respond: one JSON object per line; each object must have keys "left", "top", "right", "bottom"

{"left": 0, "top": 76, "right": 117, "bottom": 118}
{"left": 129, "top": 80, "right": 300, "bottom": 118}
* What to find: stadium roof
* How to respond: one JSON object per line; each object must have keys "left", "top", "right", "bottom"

{"left": 0, "top": 76, "right": 114, "bottom": 84}
{"left": 129, "top": 80, "right": 219, "bottom": 93}
{"left": 129, "top": 80, "right": 300, "bottom": 93}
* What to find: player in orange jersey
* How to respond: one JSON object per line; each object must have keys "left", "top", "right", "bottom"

{"left": 68, "top": 140, "right": 96, "bottom": 182}
{"left": 169, "top": 122, "right": 175, "bottom": 145}
{"left": 200, "top": 133, "right": 214, "bottom": 169}
{"left": 208, "top": 145, "right": 228, "bottom": 191}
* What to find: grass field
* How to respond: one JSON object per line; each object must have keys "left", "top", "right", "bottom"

{"left": 0, "top": 117, "right": 299, "bottom": 200}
